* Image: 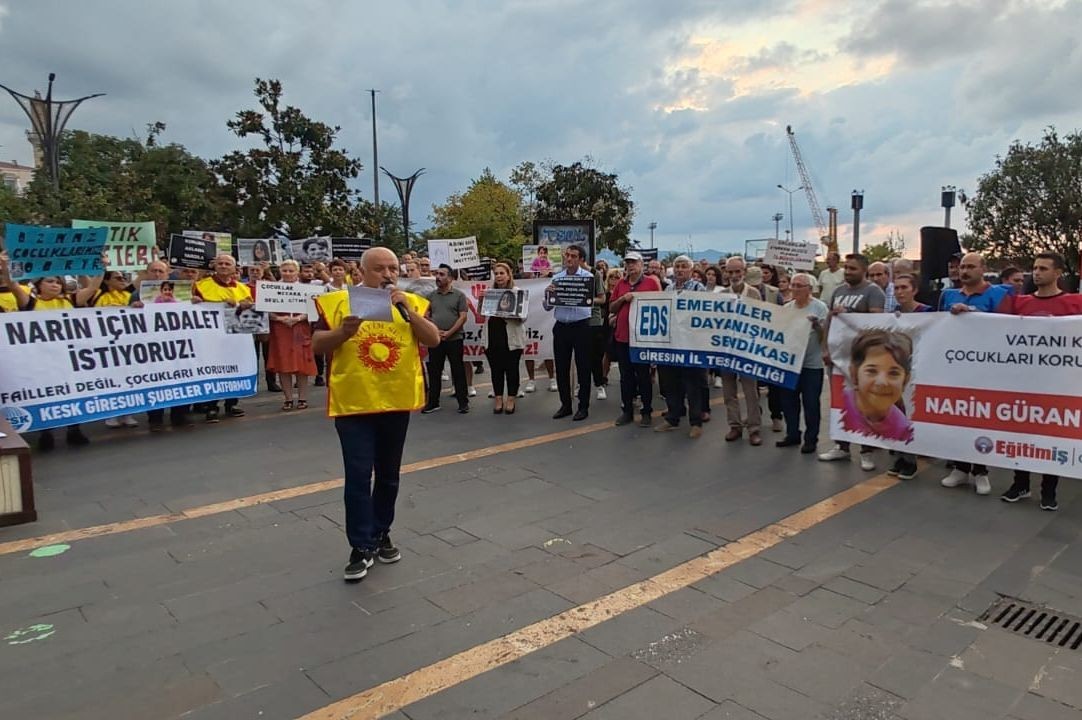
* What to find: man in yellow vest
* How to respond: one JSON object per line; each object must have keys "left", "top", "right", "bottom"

{"left": 193, "top": 254, "right": 254, "bottom": 423}
{"left": 313, "top": 246, "right": 440, "bottom": 582}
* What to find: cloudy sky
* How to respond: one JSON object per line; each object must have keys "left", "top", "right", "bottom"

{"left": 1, "top": 0, "right": 1079, "bottom": 256}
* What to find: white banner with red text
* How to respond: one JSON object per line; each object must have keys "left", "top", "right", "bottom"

{"left": 629, "top": 291, "right": 811, "bottom": 389}
{"left": 827, "top": 312, "right": 1082, "bottom": 478}
{"left": 0, "top": 305, "right": 258, "bottom": 432}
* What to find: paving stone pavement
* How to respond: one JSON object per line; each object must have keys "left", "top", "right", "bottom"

{"left": 0, "top": 384, "right": 1080, "bottom": 719}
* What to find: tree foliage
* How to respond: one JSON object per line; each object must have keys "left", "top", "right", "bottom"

{"left": 965, "top": 127, "right": 1082, "bottom": 273}
{"left": 535, "top": 161, "right": 634, "bottom": 254}
{"left": 430, "top": 168, "right": 527, "bottom": 261}
{"left": 213, "top": 78, "right": 361, "bottom": 238}
{"left": 861, "top": 229, "right": 904, "bottom": 263}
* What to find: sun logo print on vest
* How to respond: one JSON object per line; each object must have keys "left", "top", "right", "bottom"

{"left": 357, "top": 333, "right": 402, "bottom": 372}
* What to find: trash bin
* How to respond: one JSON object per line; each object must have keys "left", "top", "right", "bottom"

{"left": 0, "top": 417, "right": 35, "bottom": 526}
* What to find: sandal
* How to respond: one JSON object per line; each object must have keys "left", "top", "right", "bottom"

{"left": 281, "top": 401, "right": 294, "bottom": 412}
{"left": 297, "top": 400, "right": 308, "bottom": 410}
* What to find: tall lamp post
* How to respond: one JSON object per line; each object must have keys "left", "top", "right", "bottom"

{"left": 777, "top": 184, "right": 803, "bottom": 241}
{"left": 648, "top": 221, "right": 657, "bottom": 249}
{"left": 772, "top": 212, "right": 783, "bottom": 241}
{"left": 381, "top": 167, "right": 424, "bottom": 252}
{"left": 851, "top": 190, "right": 864, "bottom": 254}
{"left": 941, "top": 185, "right": 957, "bottom": 228}
{"left": 368, "top": 89, "right": 380, "bottom": 240}
{"left": 0, "top": 73, "right": 104, "bottom": 190}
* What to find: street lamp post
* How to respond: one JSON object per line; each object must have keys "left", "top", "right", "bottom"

{"left": 772, "top": 213, "right": 783, "bottom": 241}
{"left": 777, "top": 184, "right": 803, "bottom": 241}
{"left": 368, "top": 89, "right": 380, "bottom": 240}
{"left": 648, "top": 221, "right": 657, "bottom": 249}
{"left": 851, "top": 190, "right": 864, "bottom": 254}
{"left": 941, "top": 185, "right": 957, "bottom": 228}
{"left": 381, "top": 167, "right": 424, "bottom": 252}
{"left": 0, "top": 73, "right": 104, "bottom": 190}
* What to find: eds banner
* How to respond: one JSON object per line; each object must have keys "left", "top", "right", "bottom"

{"left": 0, "top": 305, "right": 258, "bottom": 431}
{"left": 827, "top": 312, "right": 1082, "bottom": 478}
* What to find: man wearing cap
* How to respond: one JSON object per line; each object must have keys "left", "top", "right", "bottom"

{"left": 608, "top": 251, "right": 662, "bottom": 427}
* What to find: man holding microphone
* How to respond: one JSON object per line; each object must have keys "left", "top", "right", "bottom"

{"left": 313, "top": 247, "right": 440, "bottom": 582}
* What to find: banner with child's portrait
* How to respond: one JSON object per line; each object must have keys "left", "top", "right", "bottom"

{"left": 827, "top": 312, "right": 1082, "bottom": 478}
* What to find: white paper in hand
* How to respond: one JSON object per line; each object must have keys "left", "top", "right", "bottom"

{"left": 347, "top": 285, "right": 394, "bottom": 321}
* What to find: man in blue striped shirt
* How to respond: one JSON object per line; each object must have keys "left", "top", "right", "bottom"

{"left": 544, "top": 245, "right": 604, "bottom": 421}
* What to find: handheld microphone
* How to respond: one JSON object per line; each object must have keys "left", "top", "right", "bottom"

{"left": 395, "top": 302, "right": 411, "bottom": 322}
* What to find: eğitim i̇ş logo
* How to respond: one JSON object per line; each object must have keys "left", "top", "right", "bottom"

{"left": 974, "top": 436, "right": 994, "bottom": 454}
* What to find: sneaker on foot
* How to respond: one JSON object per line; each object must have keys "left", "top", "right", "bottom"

{"left": 1001, "top": 485, "right": 1031, "bottom": 503}
{"left": 638, "top": 413, "right": 652, "bottom": 428}
{"left": 1040, "top": 494, "right": 1059, "bottom": 511}
{"left": 421, "top": 404, "right": 441, "bottom": 414}
{"left": 468, "top": 386, "right": 477, "bottom": 398}
{"left": 713, "top": 376, "right": 723, "bottom": 389}
{"left": 441, "top": 372, "right": 449, "bottom": 382}
{"left": 377, "top": 534, "right": 402, "bottom": 563}
{"left": 818, "top": 445, "right": 849, "bottom": 462}
{"left": 973, "top": 474, "right": 991, "bottom": 495}
{"left": 597, "top": 386, "right": 607, "bottom": 400}
{"left": 940, "top": 469, "right": 969, "bottom": 488}
{"left": 205, "top": 409, "right": 221, "bottom": 424}
{"left": 654, "top": 421, "right": 678, "bottom": 433}
{"left": 516, "top": 388, "right": 526, "bottom": 398}
{"left": 524, "top": 380, "right": 536, "bottom": 393}
{"left": 771, "top": 418, "right": 784, "bottom": 433}
{"left": 887, "top": 457, "right": 904, "bottom": 476}
{"left": 488, "top": 390, "right": 496, "bottom": 398}
{"left": 689, "top": 426, "right": 703, "bottom": 439}
{"left": 615, "top": 413, "right": 633, "bottom": 426}
{"left": 122, "top": 416, "right": 139, "bottom": 428}
{"left": 344, "top": 548, "right": 374, "bottom": 581}
{"left": 105, "top": 417, "right": 122, "bottom": 429}
{"left": 548, "top": 379, "right": 558, "bottom": 392}
{"left": 860, "top": 453, "right": 875, "bottom": 471}
{"left": 896, "top": 460, "right": 918, "bottom": 481}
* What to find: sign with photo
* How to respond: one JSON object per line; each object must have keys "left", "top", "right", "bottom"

{"left": 139, "top": 280, "right": 194, "bottom": 304}
{"left": 222, "top": 306, "right": 270, "bottom": 334}
{"left": 71, "top": 220, "right": 156, "bottom": 273}
{"left": 534, "top": 219, "right": 595, "bottom": 266}
{"left": 480, "top": 288, "right": 529, "bottom": 319}
{"left": 763, "top": 239, "right": 818, "bottom": 271}
{"left": 453, "top": 279, "right": 553, "bottom": 360}
{"left": 330, "top": 237, "right": 371, "bottom": 260}
{"left": 523, "top": 244, "right": 555, "bottom": 276}
{"left": 167, "top": 233, "right": 216, "bottom": 269}
{"left": 290, "top": 236, "right": 334, "bottom": 264}
{"left": 183, "top": 230, "right": 234, "bottom": 258}
{"left": 545, "top": 274, "right": 595, "bottom": 307}
{"left": 2, "top": 223, "right": 107, "bottom": 280}
{"left": 427, "top": 236, "right": 480, "bottom": 269}
{"left": 236, "top": 238, "right": 281, "bottom": 266}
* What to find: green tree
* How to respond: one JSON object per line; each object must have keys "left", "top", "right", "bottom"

{"left": 861, "top": 229, "right": 904, "bottom": 263}
{"left": 535, "top": 160, "right": 634, "bottom": 254}
{"left": 965, "top": 127, "right": 1082, "bottom": 273}
{"left": 345, "top": 200, "right": 407, "bottom": 255}
{"left": 430, "top": 168, "right": 528, "bottom": 261}
{"left": 213, "top": 78, "right": 361, "bottom": 238}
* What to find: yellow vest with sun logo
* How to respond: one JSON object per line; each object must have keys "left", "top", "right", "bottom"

{"left": 315, "top": 289, "right": 430, "bottom": 416}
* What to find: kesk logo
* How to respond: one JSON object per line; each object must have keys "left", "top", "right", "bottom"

{"left": 2, "top": 405, "right": 33, "bottom": 432}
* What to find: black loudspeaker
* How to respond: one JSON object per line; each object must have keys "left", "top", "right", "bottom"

{"left": 919, "top": 226, "right": 961, "bottom": 282}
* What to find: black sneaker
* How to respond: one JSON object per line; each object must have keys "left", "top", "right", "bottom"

{"left": 1001, "top": 485, "right": 1031, "bottom": 503}
{"left": 205, "top": 409, "right": 221, "bottom": 424}
{"left": 344, "top": 548, "right": 374, "bottom": 581}
{"left": 377, "top": 534, "right": 402, "bottom": 564}
{"left": 227, "top": 406, "right": 246, "bottom": 418}
{"left": 887, "top": 457, "right": 905, "bottom": 476}
{"left": 421, "top": 404, "right": 441, "bottom": 414}
{"left": 614, "top": 413, "right": 633, "bottom": 426}
{"left": 896, "top": 459, "right": 918, "bottom": 481}
{"left": 314, "top": 376, "right": 326, "bottom": 387}
{"left": 1040, "top": 493, "right": 1059, "bottom": 512}
{"left": 638, "top": 413, "right": 652, "bottom": 428}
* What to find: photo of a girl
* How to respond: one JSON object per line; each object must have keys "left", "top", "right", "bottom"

{"left": 841, "top": 329, "right": 915, "bottom": 443}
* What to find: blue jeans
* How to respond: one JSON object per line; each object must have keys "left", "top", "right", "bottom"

{"left": 780, "top": 367, "right": 823, "bottom": 445}
{"left": 335, "top": 412, "right": 410, "bottom": 551}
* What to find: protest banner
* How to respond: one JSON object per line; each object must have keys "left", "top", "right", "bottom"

{"left": 290, "top": 236, "right": 334, "bottom": 263}
{"left": 222, "top": 307, "right": 270, "bottom": 334}
{"left": 534, "top": 220, "right": 594, "bottom": 265}
{"left": 183, "top": 230, "right": 234, "bottom": 258}
{"left": 629, "top": 291, "right": 811, "bottom": 389}
{"left": 3, "top": 223, "right": 107, "bottom": 280}
{"left": 827, "top": 312, "right": 1082, "bottom": 478}
{"left": 254, "top": 281, "right": 326, "bottom": 320}
{"left": 139, "top": 280, "right": 194, "bottom": 304}
{"left": 0, "top": 305, "right": 257, "bottom": 432}
{"left": 347, "top": 285, "right": 393, "bottom": 321}
{"left": 330, "top": 237, "right": 371, "bottom": 260}
{"left": 480, "top": 288, "right": 529, "bottom": 319}
{"left": 71, "top": 220, "right": 156, "bottom": 272}
{"left": 451, "top": 278, "right": 553, "bottom": 360}
{"left": 763, "top": 238, "right": 818, "bottom": 271}
{"left": 544, "top": 275, "right": 595, "bottom": 307}
{"left": 428, "top": 237, "right": 480, "bottom": 269}
{"left": 236, "top": 238, "right": 280, "bottom": 266}
{"left": 167, "top": 233, "right": 215, "bottom": 269}
{"left": 459, "top": 261, "right": 492, "bottom": 281}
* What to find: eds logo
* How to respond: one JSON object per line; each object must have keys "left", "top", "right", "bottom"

{"left": 636, "top": 301, "right": 671, "bottom": 343}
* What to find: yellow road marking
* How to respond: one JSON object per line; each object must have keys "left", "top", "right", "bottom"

{"left": 0, "top": 420, "right": 612, "bottom": 556}
{"left": 297, "top": 473, "right": 900, "bottom": 720}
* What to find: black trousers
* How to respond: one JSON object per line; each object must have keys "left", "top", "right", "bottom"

{"left": 1012, "top": 470, "right": 1058, "bottom": 496}
{"left": 553, "top": 320, "right": 592, "bottom": 410}
{"left": 659, "top": 366, "right": 708, "bottom": 427}
{"left": 612, "top": 340, "right": 654, "bottom": 416}
{"left": 590, "top": 325, "right": 609, "bottom": 386}
{"left": 427, "top": 339, "right": 468, "bottom": 408}
{"left": 485, "top": 348, "right": 522, "bottom": 397}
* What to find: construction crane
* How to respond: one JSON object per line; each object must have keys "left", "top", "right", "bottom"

{"left": 785, "top": 125, "right": 838, "bottom": 254}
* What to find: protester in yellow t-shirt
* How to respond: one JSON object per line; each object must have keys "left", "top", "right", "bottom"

{"left": 193, "top": 254, "right": 253, "bottom": 423}
{"left": 313, "top": 247, "right": 439, "bottom": 582}
{"left": 92, "top": 271, "right": 137, "bottom": 307}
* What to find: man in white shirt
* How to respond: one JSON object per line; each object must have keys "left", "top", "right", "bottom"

{"left": 817, "top": 251, "right": 844, "bottom": 307}
{"left": 544, "top": 245, "right": 604, "bottom": 421}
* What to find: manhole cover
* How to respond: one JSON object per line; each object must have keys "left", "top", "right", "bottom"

{"left": 978, "top": 597, "right": 1082, "bottom": 651}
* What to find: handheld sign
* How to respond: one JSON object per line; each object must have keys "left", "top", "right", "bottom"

{"left": 330, "top": 237, "right": 371, "bottom": 261}
{"left": 183, "top": 230, "right": 234, "bottom": 258}
{"left": 546, "top": 275, "right": 594, "bottom": 307}
{"left": 139, "top": 280, "right": 194, "bottom": 304}
{"left": 71, "top": 220, "right": 156, "bottom": 272}
{"left": 428, "top": 237, "right": 479, "bottom": 269}
{"left": 3, "top": 223, "right": 107, "bottom": 280}
{"left": 167, "top": 233, "right": 216, "bottom": 269}
{"left": 763, "top": 239, "right": 818, "bottom": 271}
{"left": 459, "top": 261, "right": 492, "bottom": 281}
{"left": 254, "top": 281, "right": 327, "bottom": 320}
{"left": 291, "top": 236, "right": 333, "bottom": 263}
{"left": 481, "top": 288, "right": 529, "bottom": 319}
{"left": 346, "top": 285, "right": 393, "bottom": 321}
{"left": 222, "top": 306, "right": 270, "bottom": 334}
{"left": 236, "top": 238, "right": 280, "bottom": 266}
